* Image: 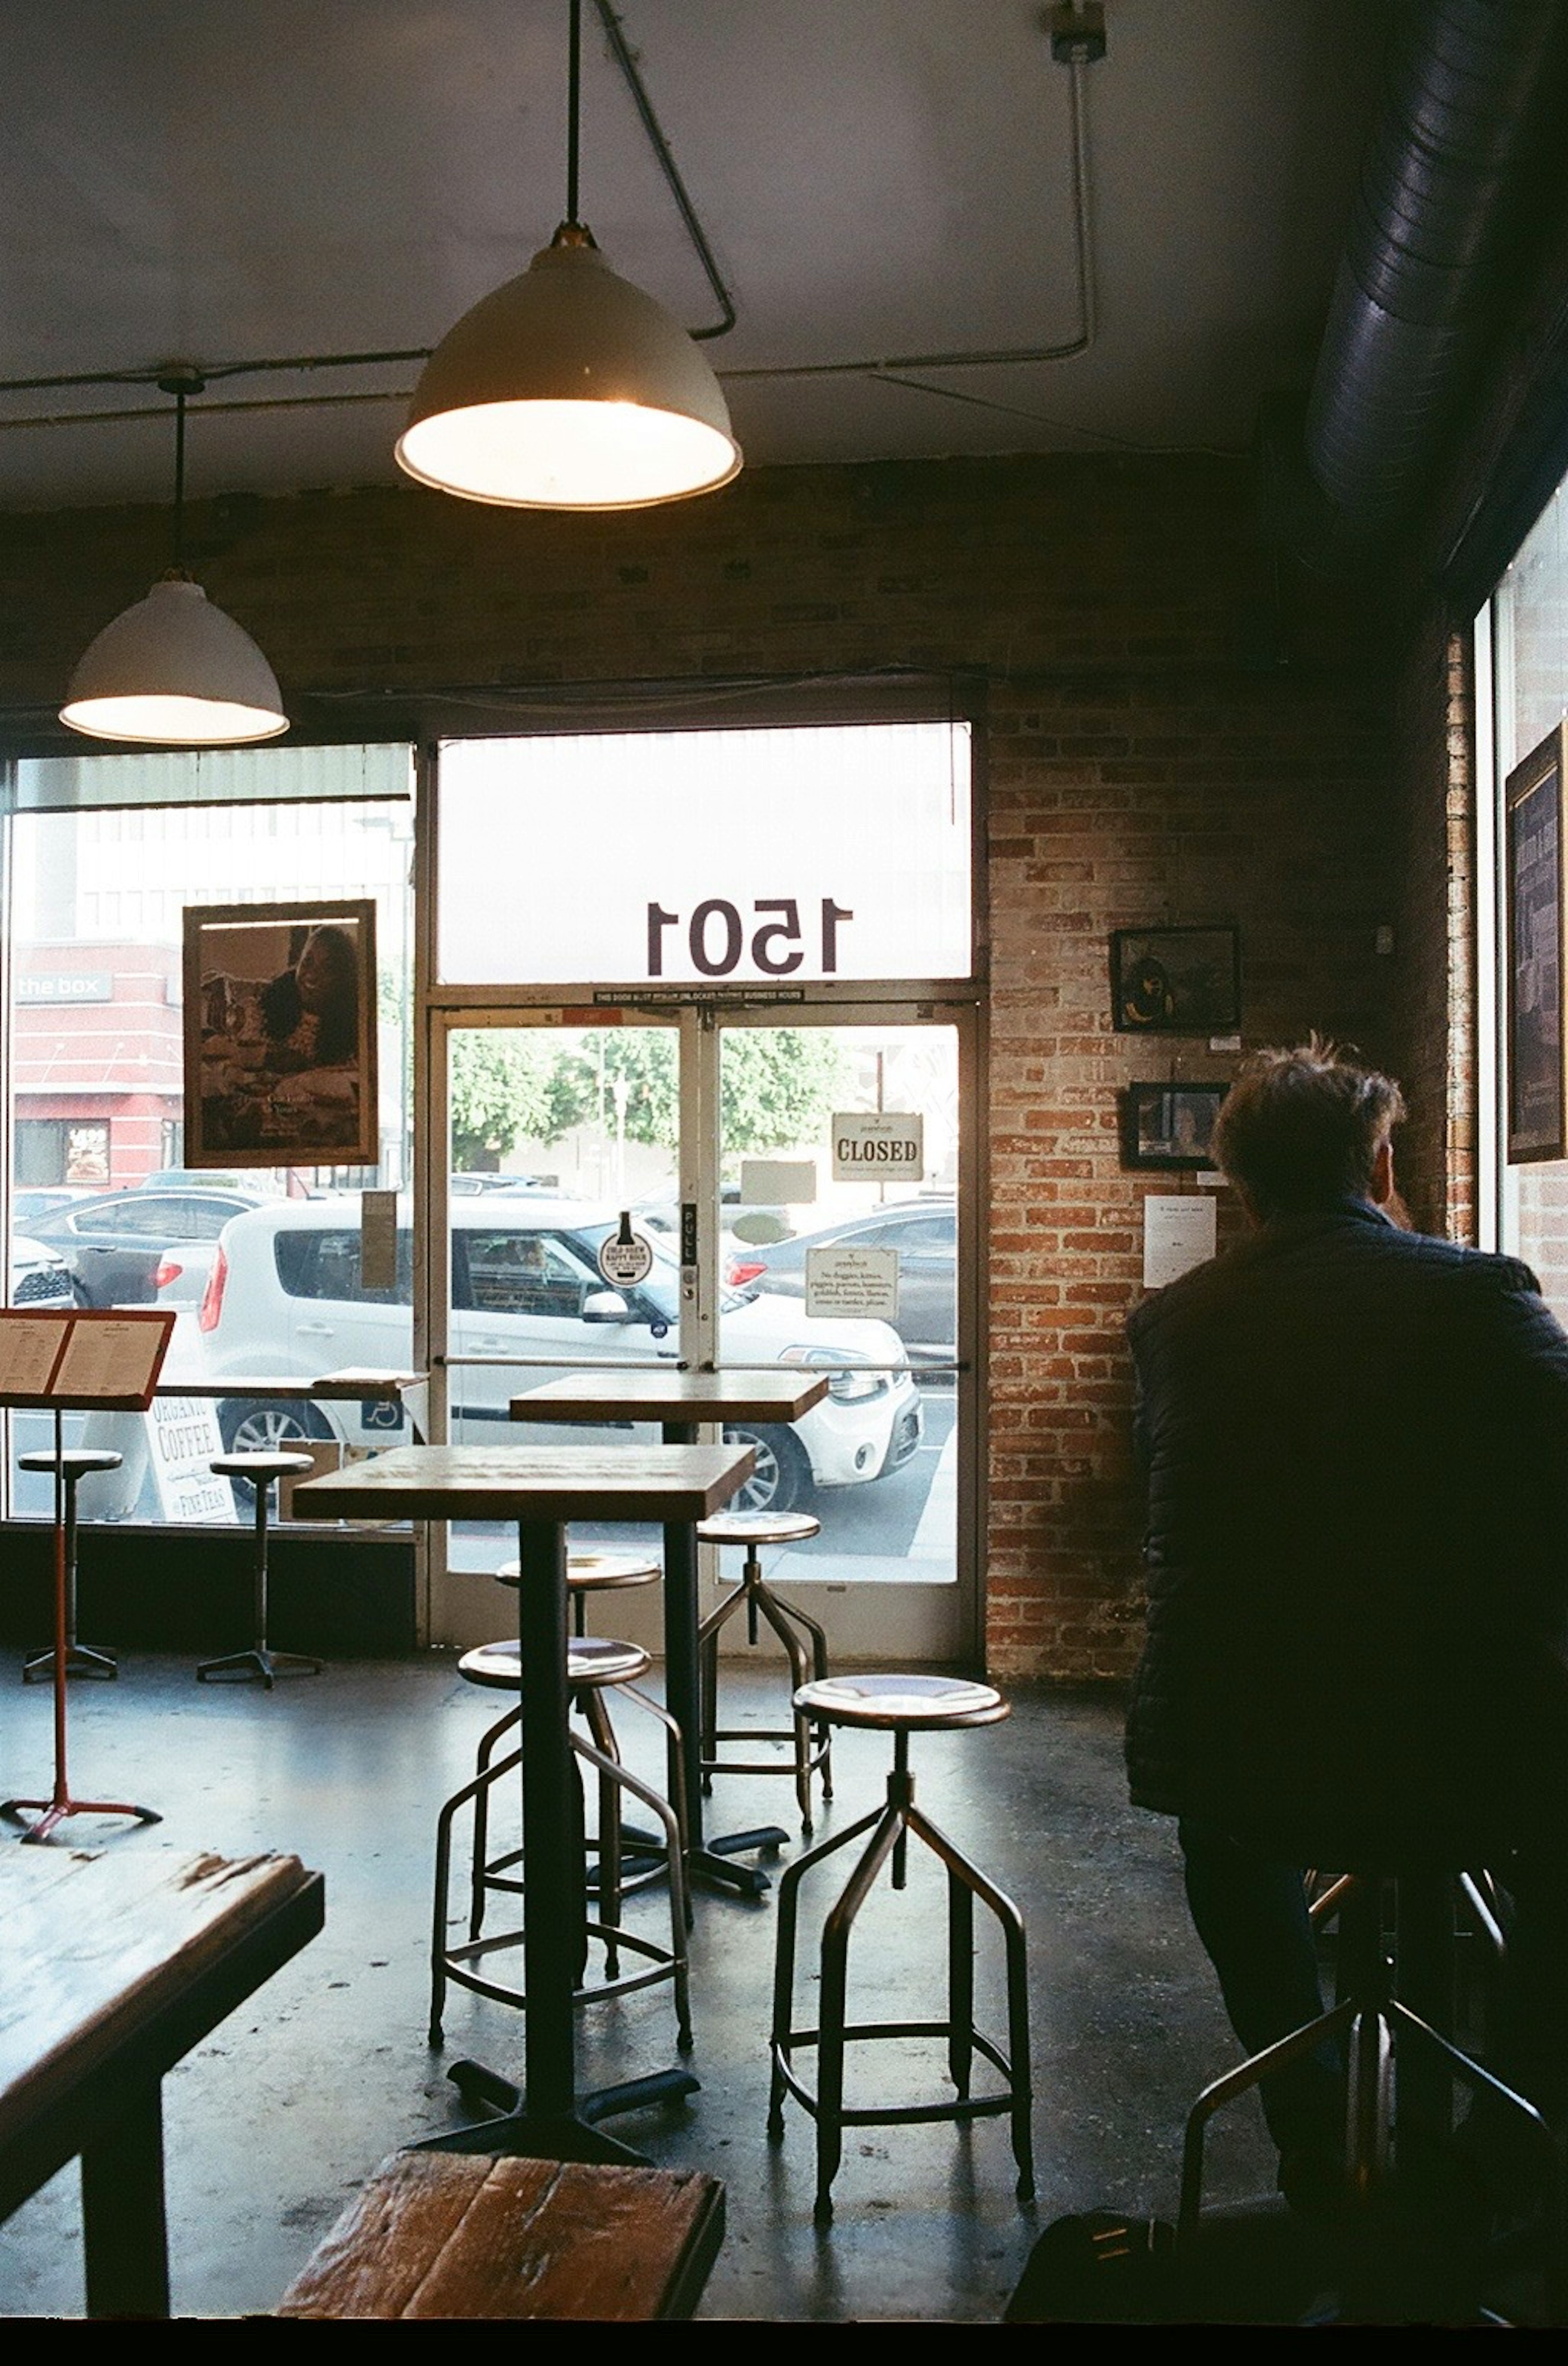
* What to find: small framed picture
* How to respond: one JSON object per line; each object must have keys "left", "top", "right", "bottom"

{"left": 1504, "top": 722, "right": 1568, "bottom": 1164}
{"left": 1120, "top": 1081, "right": 1228, "bottom": 1171}
{"left": 1110, "top": 926, "right": 1241, "bottom": 1035}
{"left": 183, "top": 899, "right": 379, "bottom": 1170}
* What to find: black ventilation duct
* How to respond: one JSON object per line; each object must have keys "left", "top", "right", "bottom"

{"left": 1305, "top": 0, "right": 1566, "bottom": 551}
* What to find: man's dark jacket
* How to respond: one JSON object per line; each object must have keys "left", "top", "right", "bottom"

{"left": 1125, "top": 1197, "right": 1568, "bottom": 1860}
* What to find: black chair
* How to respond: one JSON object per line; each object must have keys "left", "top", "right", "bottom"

{"left": 1178, "top": 1853, "right": 1565, "bottom": 2325}
{"left": 18, "top": 1446, "right": 122, "bottom": 1681}
{"left": 198, "top": 1451, "right": 323, "bottom": 1688}
{"left": 696, "top": 1508, "right": 831, "bottom": 1831}
{"left": 768, "top": 1672, "right": 1034, "bottom": 2222}
{"left": 429, "top": 1633, "right": 691, "bottom": 2052}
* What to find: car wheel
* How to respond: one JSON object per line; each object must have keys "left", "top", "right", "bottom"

{"left": 721, "top": 1423, "right": 811, "bottom": 1516}
{"left": 218, "top": 1398, "right": 333, "bottom": 1504}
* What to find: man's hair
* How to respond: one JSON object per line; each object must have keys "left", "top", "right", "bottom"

{"left": 1211, "top": 1038, "right": 1405, "bottom": 1216}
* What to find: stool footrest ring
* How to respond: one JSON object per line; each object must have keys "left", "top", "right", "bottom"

{"left": 771, "top": 2021, "right": 1021, "bottom": 2128}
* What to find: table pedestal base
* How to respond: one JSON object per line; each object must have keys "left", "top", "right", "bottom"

{"left": 415, "top": 2059, "right": 701, "bottom": 2166}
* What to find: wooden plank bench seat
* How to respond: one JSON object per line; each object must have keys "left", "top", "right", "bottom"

{"left": 275, "top": 2151, "right": 725, "bottom": 2320}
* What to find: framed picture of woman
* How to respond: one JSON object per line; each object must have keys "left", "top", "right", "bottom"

{"left": 1120, "top": 1081, "right": 1228, "bottom": 1170}
{"left": 182, "top": 900, "right": 379, "bottom": 1169}
{"left": 1504, "top": 723, "right": 1568, "bottom": 1164}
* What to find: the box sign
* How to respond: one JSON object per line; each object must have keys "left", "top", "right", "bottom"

{"left": 831, "top": 1112, "right": 924, "bottom": 1181}
{"left": 17, "top": 972, "right": 112, "bottom": 1003}
{"left": 805, "top": 1244, "right": 900, "bottom": 1321}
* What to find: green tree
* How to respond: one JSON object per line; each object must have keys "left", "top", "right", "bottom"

{"left": 536, "top": 1028, "right": 846, "bottom": 1156}
{"left": 542, "top": 1033, "right": 679, "bottom": 1146}
{"left": 449, "top": 1031, "right": 554, "bottom": 1169}
{"left": 722, "top": 1029, "right": 847, "bottom": 1153}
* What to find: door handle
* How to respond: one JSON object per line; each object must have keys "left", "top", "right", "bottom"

{"left": 296, "top": 1321, "right": 335, "bottom": 1338}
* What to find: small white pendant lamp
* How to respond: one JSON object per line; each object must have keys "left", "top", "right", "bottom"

{"left": 61, "top": 370, "right": 287, "bottom": 746}
{"left": 396, "top": 0, "right": 740, "bottom": 512}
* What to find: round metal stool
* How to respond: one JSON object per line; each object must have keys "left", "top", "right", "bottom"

{"left": 18, "top": 1447, "right": 122, "bottom": 1682}
{"left": 198, "top": 1452, "right": 323, "bottom": 1688}
{"left": 768, "top": 1672, "right": 1035, "bottom": 2222}
{"left": 430, "top": 1633, "right": 692, "bottom": 2054}
{"left": 494, "top": 1548, "right": 661, "bottom": 1637}
{"left": 696, "top": 1509, "right": 832, "bottom": 1831}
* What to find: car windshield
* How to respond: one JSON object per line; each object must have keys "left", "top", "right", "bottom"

{"left": 568, "top": 1221, "right": 748, "bottom": 1319}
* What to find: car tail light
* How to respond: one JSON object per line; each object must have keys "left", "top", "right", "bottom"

{"left": 198, "top": 1243, "right": 228, "bottom": 1333}
{"left": 727, "top": 1256, "right": 765, "bottom": 1287}
{"left": 152, "top": 1258, "right": 183, "bottom": 1293}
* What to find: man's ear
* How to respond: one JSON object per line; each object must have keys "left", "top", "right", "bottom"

{"left": 1370, "top": 1135, "right": 1395, "bottom": 1206}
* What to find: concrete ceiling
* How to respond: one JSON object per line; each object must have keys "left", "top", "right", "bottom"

{"left": 0, "top": 0, "right": 1392, "bottom": 512}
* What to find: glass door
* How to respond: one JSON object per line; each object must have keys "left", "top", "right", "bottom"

{"left": 713, "top": 1011, "right": 971, "bottom": 1660}
{"left": 428, "top": 1005, "right": 976, "bottom": 1660}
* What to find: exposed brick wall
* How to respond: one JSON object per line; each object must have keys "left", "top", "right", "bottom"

{"left": 0, "top": 453, "right": 1401, "bottom": 1677}
{"left": 1389, "top": 614, "right": 1473, "bottom": 1242}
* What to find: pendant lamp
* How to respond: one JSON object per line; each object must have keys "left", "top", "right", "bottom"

{"left": 60, "top": 370, "right": 287, "bottom": 746}
{"left": 396, "top": 0, "right": 740, "bottom": 511}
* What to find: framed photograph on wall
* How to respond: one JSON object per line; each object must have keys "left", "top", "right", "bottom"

{"left": 1110, "top": 926, "right": 1241, "bottom": 1035}
{"left": 182, "top": 899, "right": 378, "bottom": 1170}
{"left": 1120, "top": 1081, "right": 1228, "bottom": 1171}
{"left": 1504, "top": 722, "right": 1568, "bottom": 1164}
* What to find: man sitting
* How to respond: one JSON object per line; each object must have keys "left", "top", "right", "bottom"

{"left": 1124, "top": 1039, "right": 1568, "bottom": 2234}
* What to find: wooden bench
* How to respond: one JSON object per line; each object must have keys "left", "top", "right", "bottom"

{"left": 275, "top": 2151, "right": 725, "bottom": 2320}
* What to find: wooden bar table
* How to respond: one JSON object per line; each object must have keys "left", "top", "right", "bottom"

{"left": 0, "top": 1844, "right": 323, "bottom": 2319}
{"left": 292, "top": 1441, "right": 754, "bottom": 2164}
{"left": 510, "top": 1372, "right": 829, "bottom": 1901}
{"left": 155, "top": 1368, "right": 430, "bottom": 1442}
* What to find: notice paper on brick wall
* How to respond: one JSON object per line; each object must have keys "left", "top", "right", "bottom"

{"left": 1142, "top": 1194, "right": 1216, "bottom": 1289}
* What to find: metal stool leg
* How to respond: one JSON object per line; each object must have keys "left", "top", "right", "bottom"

{"left": 24, "top": 1467, "right": 117, "bottom": 1683}
{"left": 198, "top": 1479, "right": 321, "bottom": 1686}
{"left": 469, "top": 1704, "right": 522, "bottom": 1938}
{"left": 430, "top": 1740, "right": 524, "bottom": 2043}
{"left": 697, "top": 1579, "right": 748, "bottom": 1785}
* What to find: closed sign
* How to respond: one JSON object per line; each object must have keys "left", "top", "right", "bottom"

{"left": 831, "top": 1112, "right": 924, "bottom": 1181}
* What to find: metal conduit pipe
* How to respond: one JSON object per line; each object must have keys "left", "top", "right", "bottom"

{"left": 1305, "top": 0, "right": 1565, "bottom": 537}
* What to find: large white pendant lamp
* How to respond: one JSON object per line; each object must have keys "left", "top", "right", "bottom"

{"left": 396, "top": 1, "right": 740, "bottom": 512}
{"left": 60, "top": 370, "right": 287, "bottom": 746}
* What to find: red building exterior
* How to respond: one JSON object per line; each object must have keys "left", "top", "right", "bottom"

{"left": 14, "top": 943, "right": 183, "bottom": 1187}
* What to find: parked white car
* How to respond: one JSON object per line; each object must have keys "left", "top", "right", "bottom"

{"left": 194, "top": 1195, "right": 922, "bottom": 1515}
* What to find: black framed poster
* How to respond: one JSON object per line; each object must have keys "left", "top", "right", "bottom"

{"left": 1505, "top": 723, "right": 1568, "bottom": 1164}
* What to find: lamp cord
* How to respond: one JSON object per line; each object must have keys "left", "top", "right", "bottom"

{"left": 566, "top": 0, "right": 582, "bottom": 229}
{"left": 172, "top": 383, "right": 186, "bottom": 573}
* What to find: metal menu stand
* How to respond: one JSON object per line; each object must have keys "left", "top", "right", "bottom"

{"left": 0, "top": 1308, "right": 176, "bottom": 1842}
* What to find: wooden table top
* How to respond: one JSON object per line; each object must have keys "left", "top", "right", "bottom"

{"left": 511, "top": 1369, "right": 829, "bottom": 1426}
{"left": 291, "top": 1441, "right": 756, "bottom": 1524}
{"left": 0, "top": 1847, "right": 322, "bottom": 2162}
{"left": 156, "top": 1368, "right": 424, "bottom": 1402}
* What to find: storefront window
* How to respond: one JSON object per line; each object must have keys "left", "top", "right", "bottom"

{"left": 1488, "top": 484, "right": 1568, "bottom": 1317}
{"left": 3, "top": 758, "right": 414, "bottom": 1522}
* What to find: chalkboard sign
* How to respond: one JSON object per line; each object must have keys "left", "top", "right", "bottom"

{"left": 1505, "top": 722, "right": 1568, "bottom": 1164}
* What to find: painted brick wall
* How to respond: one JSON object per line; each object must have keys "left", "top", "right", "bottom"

{"left": 0, "top": 452, "right": 1401, "bottom": 1676}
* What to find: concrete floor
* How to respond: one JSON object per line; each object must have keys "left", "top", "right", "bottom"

{"left": 0, "top": 1651, "right": 1283, "bottom": 2321}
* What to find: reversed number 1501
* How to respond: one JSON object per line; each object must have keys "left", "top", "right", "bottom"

{"left": 647, "top": 898, "right": 853, "bottom": 978}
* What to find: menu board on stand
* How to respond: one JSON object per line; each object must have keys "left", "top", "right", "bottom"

{"left": 0, "top": 1309, "right": 176, "bottom": 1842}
